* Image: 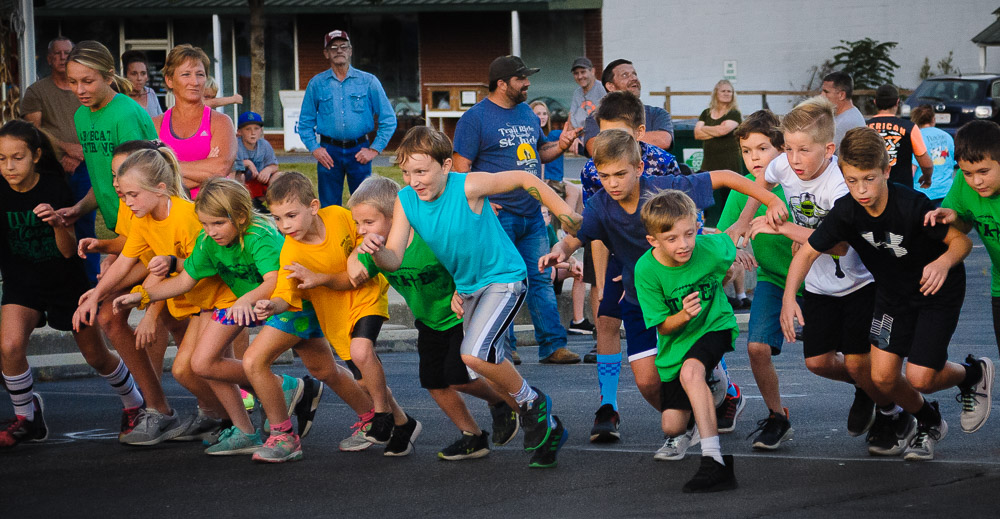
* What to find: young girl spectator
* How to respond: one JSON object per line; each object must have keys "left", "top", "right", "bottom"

{"left": 121, "top": 50, "right": 163, "bottom": 117}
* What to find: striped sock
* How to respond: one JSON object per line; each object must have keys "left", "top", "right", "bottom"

{"left": 596, "top": 353, "right": 622, "bottom": 411}
{"left": 3, "top": 370, "right": 34, "bottom": 420}
{"left": 100, "top": 359, "right": 144, "bottom": 409}
{"left": 721, "top": 357, "right": 738, "bottom": 398}
{"left": 511, "top": 380, "right": 538, "bottom": 406}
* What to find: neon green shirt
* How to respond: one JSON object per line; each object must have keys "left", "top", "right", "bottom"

{"left": 184, "top": 220, "right": 283, "bottom": 298}
{"left": 943, "top": 175, "right": 1000, "bottom": 296}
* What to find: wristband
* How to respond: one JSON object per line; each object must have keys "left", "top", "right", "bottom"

{"left": 168, "top": 255, "right": 178, "bottom": 274}
{"left": 130, "top": 285, "right": 151, "bottom": 310}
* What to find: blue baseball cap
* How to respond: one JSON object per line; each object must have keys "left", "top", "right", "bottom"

{"left": 238, "top": 111, "right": 263, "bottom": 129}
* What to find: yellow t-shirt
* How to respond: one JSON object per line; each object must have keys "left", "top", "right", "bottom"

{"left": 121, "top": 197, "right": 236, "bottom": 318}
{"left": 113, "top": 199, "right": 155, "bottom": 266}
{"left": 271, "top": 206, "right": 389, "bottom": 360}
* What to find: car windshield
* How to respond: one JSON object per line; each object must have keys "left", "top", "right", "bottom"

{"left": 911, "top": 79, "right": 985, "bottom": 103}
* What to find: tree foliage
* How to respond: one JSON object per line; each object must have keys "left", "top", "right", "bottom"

{"left": 831, "top": 38, "right": 899, "bottom": 90}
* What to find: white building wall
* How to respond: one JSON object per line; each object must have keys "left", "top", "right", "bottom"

{"left": 603, "top": 0, "right": 999, "bottom": 117}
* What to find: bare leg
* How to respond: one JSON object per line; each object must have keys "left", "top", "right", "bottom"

{"left": 748, "top": 342, "right": 783, "bottom": 413}
{"left": 97, "top": 297, "right": 170, "bottom": 413}
{"left": 428, "top": 388, "right": 481, "bottom": 434}
{"left": 170, "top": 315, "right": 224, "bottom": 418}
{"left": 679, "top": 359, "right": 718, "bottom": 438}
{"left": 630, "top": 355, "right": 662, "bottom": 410}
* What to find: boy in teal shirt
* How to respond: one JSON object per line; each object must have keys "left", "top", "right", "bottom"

{"left": 347, "top": 176, "right": 520, "bottom": 461}
{"left": 635, "top": 189, "right": 739, "bottom": 493}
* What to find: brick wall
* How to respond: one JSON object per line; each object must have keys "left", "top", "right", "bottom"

{"left": 297, "top": 16, "right": 331, "bottom": 88}
{"left": 584, "top": 9, "right": 603, "bottom": 76}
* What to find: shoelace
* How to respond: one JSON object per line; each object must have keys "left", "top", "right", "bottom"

{"left": 746, "top": 416, "right": 773, "bottom": 440}
{"left": 956, "top": 390, "right": 986, "bottom": 412}
{"left": 908, "top": 425, "right": 942, "bottom": 448}
{"left": 264, "top": 432, "right": 292, "bottom": 447}
{"left": 721, "top": 397, "right": 740, "bottom": 419}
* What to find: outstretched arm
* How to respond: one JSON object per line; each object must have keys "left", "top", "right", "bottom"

{"left": 781, "top": 242, "right": 822, "bottom": 342}
{"left": 708, "top": 170, "right": 787, "bottom": 226}
{"left": 466, "top": 170, "right": 582, "bottom": 234}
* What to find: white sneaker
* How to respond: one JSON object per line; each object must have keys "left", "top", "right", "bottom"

{"left": 904, "top": 417, "right": 948, "bottom": 461}
{"left": 654, "top": 426, "right": 699, "bottom": 461}
{"left": 959, "top": 355, "right": 994, "bottom": 433}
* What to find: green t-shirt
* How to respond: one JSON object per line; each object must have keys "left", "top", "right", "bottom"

{"left": 943, "top": 176, "right": 1000, "bottom": 296}
{"left": 184, "top": 220, "right": 283, "bottom": 298}
{"left": 359, "top": 231, "right": 461, "bottom": 331}
{"left": 716, "top": 172, "right": 800, "bottom": 292}
{"left": 635, "top": 233, "right": 738, "bottom": 382}
{"left": 74, "top": 94, "right": 157, "bottom": 230}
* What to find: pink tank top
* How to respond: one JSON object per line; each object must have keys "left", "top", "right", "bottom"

{"left": 159, "top": 106, "right": 213, "bottom": 198}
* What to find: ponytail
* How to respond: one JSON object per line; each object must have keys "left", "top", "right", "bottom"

{"left": 118, "top": 147, "right": 190, "bottom": 201}
{"left": 0, "top": 120, "right": 63, "bottom": 176}
{"left": 68, "top": 40, "right": 134, "bottom": 96}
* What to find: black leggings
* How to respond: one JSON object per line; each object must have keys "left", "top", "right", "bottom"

{"left": 992, "top": 297, "right": 1000, "bottom": 358}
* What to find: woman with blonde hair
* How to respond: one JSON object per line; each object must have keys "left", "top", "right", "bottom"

{"left": 695, "top": 79, "right": 743, "bottom": 225}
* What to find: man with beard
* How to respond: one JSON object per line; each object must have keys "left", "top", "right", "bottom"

{"left": 582, "top": 59, "right": 674, "bottom": 156}
{"left": 452, "top": 55, "right": 582, "bottom": 365}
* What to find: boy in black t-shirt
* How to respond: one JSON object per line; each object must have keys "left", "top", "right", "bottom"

{"left": 782, "top": 127, "right": 994, "bottom": 461}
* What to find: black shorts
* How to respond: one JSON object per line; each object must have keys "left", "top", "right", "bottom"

{"left": 991, "top": 296, "right": 1000, "bottom": 351}
{"left": 659, "top": 330, "right": 732, "bottom": 411}
{"left": 343, "top": 354, "right": 384, "bottom": 381}
{"left": 870, "top": 273, "right": 964, "bottom": 370}
{"left": 583, "top": 243, "right": 596, "bottom": 285}
{"left": 416, "top": 321, "right": 471, "bottom": 390}
{"left": 1, "top": 281, "right": 89, "bottom": 332}
{"left": 351, "top": 315, "right": 385, "bottom": 342}
{"left": 801, "top": 283, "right": 876, "bottom": 358}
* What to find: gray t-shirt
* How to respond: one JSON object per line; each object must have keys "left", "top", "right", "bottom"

{"left": 236, "top": 137, "right": 278, "bottom": 172}
{"left": 20, "top": 76, "right": 81, "bottom": 144}
{"left": 569, "top": 82, "right": 606, "bottom": 128}
{"left": 834, "top": 106, "right": 866, "bottom": 154}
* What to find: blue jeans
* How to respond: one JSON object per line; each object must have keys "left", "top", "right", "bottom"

{"left": 497, "top": 210, "right": 567, "bottom": 359}
{"left": 69, "top": 162, "right": 99, "bottom": 286}
{"left": 316, "top": 142, "right": 372, "bottom": 207}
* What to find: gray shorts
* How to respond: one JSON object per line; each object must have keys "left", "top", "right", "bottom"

{"left": 460, "top": 281, "right": 526, "bottom": 364}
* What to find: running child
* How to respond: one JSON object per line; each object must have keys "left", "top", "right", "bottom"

{"left": 346, "top": 175, "right": 520, "bottom": 460}
{"left": 634, "top": 189, "right": 739, "bottom": 493}
{"left": 358, "top": 126, "right": 572, "bottom": 468}
{"left": 253, "top": 172, "right": 420, "bottom": 456}
{"left": 786, "top": 126, "right": 992, "bottom": 460}
{"left": 0, "top": 120, "right": 144, "bottom": 447}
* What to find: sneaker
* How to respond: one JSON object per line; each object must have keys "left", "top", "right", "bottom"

{"left": 363, "top": 412, "right": 394, "bottom": 445}
{"left": 0, "top": 393, "right": 48, "bottom": 447}
{"left": 867, "top": 411, "right": 917, "bottom": 456}
{"left": 489, "top": 401, "right": 519, "bottom": 446}
{"left": 252, "top": 431, "right": 303, "bottom": 463}
{"left": 654, "top": 426, "right": 700, "bottom": 461}
{"left": 707, "top": 364, "right": 730, "bottom": 408}
{"left": 958, "top": 354, "right": 994, "bottom": 433}
{"left": 384, "top": 415, "right": 422, "bottom": 457}
{"left": 716, "top": 387, "right": 745, "bottom": 434}
{"left": 528, "top": 416, "right": 568, "bottom": 468}
{"left": 240, "top": 389, "right": 255, "bottom": 412}
{"left": 583, "top": 346, "right": 597, "bottom": 364}
{"left": 749, "top": 409, "right": 793, "bottom": 450}
{"left": 120, "top": 408, "right": 185, "bottom": 446}
{"left": 204, "top": 426, "right": 264, "bottom": 455}
{"left": 682, "top": 455, "right": 738, "bottom": 493}
{"left": 339, "top": 419, "right": 374, "bottom": 452}
{"left": 202, "top": 420, "right": 234, "bottom": 446}
{"left": 438, "top": 430, "right": 490, "bottom": 460}
{"left": 539, "top": 347, "right": 581, "bottom": 364}
{"left": 171, "top": 409, "right": 224, "bottom": 442}
{"left": 519, "top": 388, "right": 554, "bottom": 451}
{"left": 294, "top": 375, "right": 324, "bottom": 438}
{"left": 281, "top": 375, "right": 304, "bottom": 416}
{"left": 847, "top": 386, "right": 876, "bottom": 437}
{"left": 904, "top": 415, "right": 948, "bottom": 461}
{"left": 568, "top": 318, "right": 595, "bottom": 335}
{"left": 589, "top": 403, "right": 621, "bottom": 443}
{"left": 119, "top": 405, "right": 143, "bottom": 441}
{"left": 510, "top": 350, "right": 522, "bottom": 366}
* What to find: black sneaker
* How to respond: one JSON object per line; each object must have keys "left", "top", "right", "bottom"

{"left": 583, "top": 346, "right": 597, "bottom": 364}
{"left": 438, "top": 430, "right": 490, "bottom": 460}
{"left": 489, "top": 401, "right": 519, "bottom": 446}
{"left": 384, "top": 414, "right": 422, "bottom": 457}
{"left": 293, "top": 376, "right": 324, "bottom": 439}
{"left": 0, "top": 393, "right": 48, "bottom": 447}
{"left": 568, "top": 318, "right": 595, "bottom": 335}
{"left": 519, "top": 388, "right": 554, "bottom": 451}
{"left": 528, "top": 416, "right": 567, "bottom": 468}
{"left": 867, "top": 410, "right": 917, "bottom": 456}
{"left": 847, "top": 386, "right": 876, "bottom": 437}
{"left": 589, "top": 403, "right": 621, "bottom": 443}
{"left": 716, "top": 386, "right": 745, "bottom": 434}
{"left": 682, "top": 455, "right": 738, "bottom": 493}
{"left": 749, "top": 408, "right": 793, "bottom": 450}
{"left": 364, "top": 412, "right": 394, "bottom": 445}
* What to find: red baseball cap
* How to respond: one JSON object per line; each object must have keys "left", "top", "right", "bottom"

{"left": 324, "top": 30, "right": 350, "bottom": 47}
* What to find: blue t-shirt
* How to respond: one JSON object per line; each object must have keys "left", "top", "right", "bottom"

{"left": 543, "top": 130, "right": 564, "bottom": 182}
{"left": 398, "top": 172, "right": 526, "bottom": 293}
{"left": 911, "top": 126, "right": 956, "bottom": 201}
{"left": 577, "top": 173, "right": 715, "bottom": 304}
{"left": 453, "top": 99, "right": 548, "bottom": 217}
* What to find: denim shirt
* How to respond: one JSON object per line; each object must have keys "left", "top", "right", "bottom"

{"left": 297, "top": 66, "right": 397, "bottom": 153}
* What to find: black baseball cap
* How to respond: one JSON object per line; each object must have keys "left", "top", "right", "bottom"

{"left": 875, "top": 84, "right": 900, "bottom": 104}
{"left": 571, "top": 57, "right": 593, "bottom": 71}
{"left": 489, "top": 55, "right": 540, "bottom": 84}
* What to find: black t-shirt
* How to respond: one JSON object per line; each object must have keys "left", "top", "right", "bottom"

{"left": 866, "top": 115, "right": 917, "bottom": 187}
{"left": 809, "top": 183, "right": 961, "bottom": 298}
{"left": 0, "top": 170, "right": 88, "bottom": 295}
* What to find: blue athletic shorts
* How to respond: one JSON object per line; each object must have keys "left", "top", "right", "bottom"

{"left": 264, "top": 300, "right": 324, "bottom": 339}
{"left": 620, "top": 298, "right": 658, "bottom": 362}
{"left": 597, "top": 255, "right": 624, "bottom": 319}
{"left": 747, "top": 280, "right": 800, "bottom": 354}
{"left": 212, "top": 308, "right": 263, "bottom": 327}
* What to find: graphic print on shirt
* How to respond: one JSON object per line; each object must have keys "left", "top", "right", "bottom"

{"left": 974, "top": 214, "right": 1000, "bottom": 243}
{"left": 663, "top": 276, "right": 722, "bottom": 314}
{"left": 869, "top": 121, "right": 907, "bottom": 167}
{"left": 861, "top": 231, "right": 908, "bottom": 258}
{"left": 499, "top": 124, "right": 540, "bottom": 177}
{"left": 5, "top": 210, "right": 61, "bottom": 261}
{"left": 789, "top": 192, "right": 845, "bottom": 278}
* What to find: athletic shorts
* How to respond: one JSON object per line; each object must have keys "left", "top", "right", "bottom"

{"left": 992, "top": 296, "right": 1000, "bottom": 351}
{"left": 1, "top": 279, "right": 90, "bottom": 332}
{"left": 583, "top": 243, "right": 596, "bottom": 285}
{"left": 351, "top": 315, "right": 385, "bottom": 342}
{"left": 659, "top": 330, "right": 733, "bottom": 411}
{"left": 870, "top": 272, "right": 965, "bottom": 371}
{"left": 620, "top": 298, "right": 658, "bottom": 362}
{"left": 597, "top": 255, "right": 624, "bottom": 320}
{"left": 212, "top": 308, "right": 263, "bottom": 327}
{"left": 801, "top": 283, "right": 876, "bottom": 358}
{"left": 460, "top": 281, "right": 526, "bottom": 364}
{"left": 747, "top": 280, "right": 801, "bottom": 354}
{"left": 416, "top": 321, "right": 474, "bottom": 389}
{"left": 264, "top": 300, "right": 325, "bottom": 340}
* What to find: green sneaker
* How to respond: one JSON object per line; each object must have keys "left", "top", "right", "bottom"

{"left": 204, "top": 426, "right": 263, "bottom": 456}
{"left": 264, "top": 375, "right": 305, "bottom": 432}
{"left": 529, "top": 416, "right": 568, "bottom": 468}
{"left": 252, "top": 431, "right": 303, "bottom": 463}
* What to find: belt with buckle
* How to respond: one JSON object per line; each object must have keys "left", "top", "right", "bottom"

{"left": 319, "top": 135, "right": 368, "bottom": 148}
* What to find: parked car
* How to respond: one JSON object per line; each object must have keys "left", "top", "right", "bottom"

{"left": 902, "top": 74, "right": 1000, "bottom": 135}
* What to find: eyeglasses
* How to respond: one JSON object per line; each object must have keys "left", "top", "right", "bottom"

{"left": 328, "top": 44, "right": 352, "bottom": 51}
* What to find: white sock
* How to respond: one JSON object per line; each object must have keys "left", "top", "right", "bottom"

{"left": 879, "top": 404, "right": 903, "bottom": 416}
{"left": 511, "top": 380, "right": 538, "bottom": 406}
{"left": 701, "top": 435, "right": 724, "bottom": 464}
{"left": 736, "top": 291, "right": 747, "bottom": 300}
{"left": 3, "top": 369, "right": 34, "bottom": 420}
{"left": 100, "top": 359, "right": 144, "bottom": 409}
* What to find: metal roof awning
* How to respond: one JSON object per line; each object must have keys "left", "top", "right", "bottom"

{"left": 973, "top": 8, "right": 1000, "bottom": 46}
{"left": 31, "top": 0, "right": 601, "bottom": 16}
